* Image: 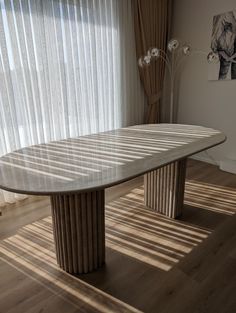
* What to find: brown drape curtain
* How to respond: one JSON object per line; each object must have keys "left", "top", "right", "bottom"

{"left": 132, "top": 0, "right": 172, "bottom": 123}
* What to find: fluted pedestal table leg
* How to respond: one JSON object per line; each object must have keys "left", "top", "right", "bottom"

{"left": 144, "top": 159, "right": 187, "bottom": 219}
{"left": 50, "top": 190, "right": 105, "bottom": 274}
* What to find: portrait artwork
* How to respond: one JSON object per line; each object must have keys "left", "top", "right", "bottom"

{"left": 209, "top": 10, "right": 236, "bottom": 80}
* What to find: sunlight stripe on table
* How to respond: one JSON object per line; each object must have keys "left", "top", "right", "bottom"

{"left": 0, "top": 160, "right": 73, "bottom": 181}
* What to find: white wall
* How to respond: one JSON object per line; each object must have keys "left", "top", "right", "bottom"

{"left": 172, "top": 0, "right": 236, "bottom": 168}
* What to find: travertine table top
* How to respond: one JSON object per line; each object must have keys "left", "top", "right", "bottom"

{"left": 0, "top": 124, "right": 226, "bottom": 195}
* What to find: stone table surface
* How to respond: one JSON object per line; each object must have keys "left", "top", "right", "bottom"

{"left": 0, "top": 124, "right": 226, "bottom": 195}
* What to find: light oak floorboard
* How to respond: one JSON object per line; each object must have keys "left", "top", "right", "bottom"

{"left": 1, "top": 160, "right": 236, "bottom": 313}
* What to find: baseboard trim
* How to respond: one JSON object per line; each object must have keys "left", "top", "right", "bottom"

{"left": 190, "top": 155, "right": 236, "bottom": 175}
{"left": 220, "top": 160, "right": 236, "bottom": 175}
{"left": 190, "top": 155, "right": 216, "bottom": 166}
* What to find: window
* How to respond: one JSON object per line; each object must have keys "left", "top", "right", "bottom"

{"left": 0, "top": 0, "right": 145, "bottom": 156}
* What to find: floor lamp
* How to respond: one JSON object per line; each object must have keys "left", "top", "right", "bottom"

{"left": 138, "top": 39, "right": 219, "bottom": 123}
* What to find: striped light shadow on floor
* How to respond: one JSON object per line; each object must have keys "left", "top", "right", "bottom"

{"left": 105, "top": 186, "right": 211, "bottom": 271}
{"left": 185, "top": 180, "right": 236, "bottom": 216}
{"left": 0, "top": 215, "right": 141, "bottom": 313}
{"left": 1, "top": 181, "right": 234, "bottom": 312}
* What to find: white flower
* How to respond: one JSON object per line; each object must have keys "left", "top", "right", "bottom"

{"left": 182, "top": 45, "right": 191, "bottom": 55}
{"left": 138, "top": 56, "right": 144, "bottom": 67}
{"left": 143, "top": 54, "right": 151, "bottom": 65}
{"left": 138, "top": 55, "right": 151, "bottom": 68}
{"left": 148, "top": 47, "right": 160, "bottom": 58}
{"left": 168, "top": 39, "right": 179, "bottom": 52}
{"left": 207, "top": 51, "right": 219, "bottom": 63}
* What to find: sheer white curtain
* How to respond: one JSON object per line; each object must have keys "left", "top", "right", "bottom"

{"left": 0, "top": 0, "right": 145, "bottom": 206}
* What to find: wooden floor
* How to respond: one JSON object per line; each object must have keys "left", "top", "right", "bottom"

{"left": 1, "top": 159, "right": 236, "bottom": 313}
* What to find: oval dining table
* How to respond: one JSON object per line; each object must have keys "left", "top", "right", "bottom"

{"left": 0, "top": 124, "right": 226, "bottom": 274}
